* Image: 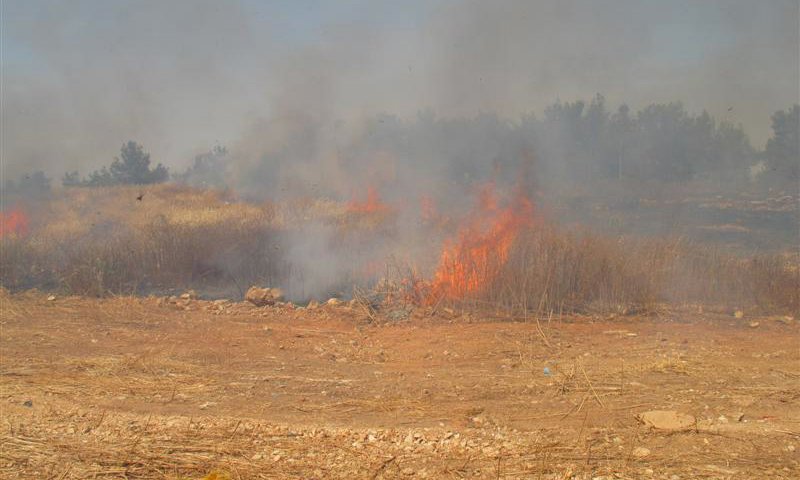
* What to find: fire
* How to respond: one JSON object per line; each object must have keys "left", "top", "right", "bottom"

{"left": 428, "top": 184, "right": 534, "bottom": 301}
{"left": 347, "top": 186, "right": 391, "bottom": 215}
{"left": 0, "top": 207, "right": 30, "bottom": 238}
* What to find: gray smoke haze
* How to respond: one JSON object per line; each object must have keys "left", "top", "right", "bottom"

{"left": 2, "top": 0, "right": 798, "bottom": 301}
{"left": 3, "top": 0, "right": 798, "bottom": 182}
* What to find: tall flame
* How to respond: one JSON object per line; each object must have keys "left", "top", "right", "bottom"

{"left": 0, "top": 207, "right": 30, "bottom": 238}
{"left": 428, "top": 184, "right": 534, "bottom": 301}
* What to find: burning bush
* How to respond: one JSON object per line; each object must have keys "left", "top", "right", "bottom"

{"left": 417, "top": 224, "right": 799, "bottom": 315}
{"left": 393, "top": 183, "right": 800, "bottom": 315}
{"left": 0, "top": 207, "right": 29, "bottom": 238}
{"left": 0, "top": 183, "right": 796, "bottom": 315}
{"left": 429, "top": 184, "right": 534, "bottom": 301}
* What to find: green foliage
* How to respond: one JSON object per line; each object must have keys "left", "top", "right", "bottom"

{"left": 66, "top": 141, "right": 169, "bottom": 187}
{"left": 174, "top": 145, "right": 228, "bottom": 188}
{"left": 62, "top": 170, "right": 81, "bottom": 187}
{"left": 5, "top": 170, "right": 51, "bottom": 198}
{"left": 765, "top": 105, "right": 799, "bottom": 181}
{"left": 536, "top": 99, "right": 755, "bottom": 182}
{"left": 108, "top": 141, "right": 168, "bottom": 185}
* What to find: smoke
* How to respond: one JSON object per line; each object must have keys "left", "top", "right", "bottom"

{"left": 4, "top": 0, "right": 797, "bottom": 180}
{"left": 3, "top": 0, "right": 262, "bottom": 178}
{"left": 3, "top": 0, "right": 798, "bottom": 299}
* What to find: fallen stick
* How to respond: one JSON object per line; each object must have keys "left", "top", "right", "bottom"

{"left": 535, "top": 315, "right": 552, "bottom": 348}
{"left": 371, "top": 455, "right": 396, "bottom": 479}
{"left": 580, "top": 364, "right": 606, "bottom": 409}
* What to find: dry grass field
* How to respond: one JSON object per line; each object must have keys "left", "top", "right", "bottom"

{"left": 1, "top": 290, "right": 799, "bottom": 479}
{"left": 2, "top": 185, "right": 797, "bottom": 313}
{"left": 2, "top": 185, "right": 799, "bottom": 479}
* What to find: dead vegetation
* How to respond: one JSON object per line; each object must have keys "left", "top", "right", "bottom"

{"left": 1, "top": 184, "right": 797, "bottom": 316}
{"left": 1, "top": 291, "right": 798, "bottom": 479}
{"left": 472, "top": 227, "right": 799, "bottom": 315}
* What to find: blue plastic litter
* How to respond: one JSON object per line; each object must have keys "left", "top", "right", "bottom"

{"left": 543, "top": 367, "right": 551, "bottom": 376}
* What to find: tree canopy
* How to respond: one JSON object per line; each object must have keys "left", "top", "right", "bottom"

{"left": 63, "top": 141, "right": 168, "bottom": 187}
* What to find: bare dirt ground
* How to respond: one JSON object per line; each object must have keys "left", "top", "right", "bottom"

{"left": 1, "top": 291, "right": 798, "bottom": 479}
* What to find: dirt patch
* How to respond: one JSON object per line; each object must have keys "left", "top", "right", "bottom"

{"left": 1, "top": 292, "right": 798, "bottom": 478}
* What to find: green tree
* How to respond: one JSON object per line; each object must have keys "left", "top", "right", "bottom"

{"left": 62, "top": 170, "right": 81, "bottom": 187}
{"left": 79, "top": 141, "right": 169, "bottom": 186}
{"left": 175, "top": 145, "right": 228, "bottom": 188}
{"left": 765, "top": 105, "right": 799, "bottom": 181}
{"left": 108, "top": 141, "right": 168, "bottom": 184}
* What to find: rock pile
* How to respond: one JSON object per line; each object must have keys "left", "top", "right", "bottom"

{"left": 245, "top": 287, "right": 284, "bottom": 307}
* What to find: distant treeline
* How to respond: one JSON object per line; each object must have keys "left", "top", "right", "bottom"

{"left": 4, "top": 99, "right": 798, "bottom": 197}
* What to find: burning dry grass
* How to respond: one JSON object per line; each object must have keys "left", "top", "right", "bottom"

{"left": 1, "top": 184, "right": 797, "bottom": 313}
{"left": 422, "top": 226, "right": 799, "bottom": 315}
{"left": 1, "top": 185, "right": 288, "bottom": 296}
{"left": 0, "top": 185, "right": 398, "bottom": 298}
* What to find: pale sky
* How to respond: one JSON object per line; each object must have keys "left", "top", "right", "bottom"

{"left": 2, "top": 0, "right": 798, "bottom": 176}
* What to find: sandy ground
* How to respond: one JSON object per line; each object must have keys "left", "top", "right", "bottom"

{"left": 1, "top": 291, "right": 798, "bottom": 479}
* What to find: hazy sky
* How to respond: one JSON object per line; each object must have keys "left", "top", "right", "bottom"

{"left": 2, "top": 0, "right": 798, "bottom": 177}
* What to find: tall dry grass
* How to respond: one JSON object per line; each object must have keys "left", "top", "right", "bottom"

{"left": 1, "top": 185, "right": 289, "bottom": 296}
{"left": 428, "top": 226, "right": 799, "bottom": 315}
{"left": 2, "top": 184, "right": 796, "bottom": 313}
{"left": 0, "top": 184, "right": 400, "bottom": 299}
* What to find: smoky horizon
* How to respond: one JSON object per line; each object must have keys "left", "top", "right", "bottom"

{"left": 2, "top": 0, "right": 798, "bottom": 181}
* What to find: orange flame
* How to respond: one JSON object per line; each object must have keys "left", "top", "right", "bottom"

{"left": 428, "top": 184, "right": 534, "bottom": 301}
{"left": 0, "top": 207, "right": 30, "bottom": 238}
{"left": 347, "top": 186, "right": 392, "bottom": 215}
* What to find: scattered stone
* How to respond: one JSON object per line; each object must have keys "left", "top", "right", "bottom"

{"left": 22, "top": 400, "right": 32, "bottom": 407}
{"left": 180, "top": 290, "right": 198, "bottom": 300}
{"left": 748, "top": 321, "right": 760, "bottom": 328}
{"left": 245, "top": 287, "right": 284, "bottom": 307}
{"left": 46, "top": 295, "right": 56, "bottom": 301}
{"left": 637, "top": 410, "right": 696, "bottom": 431}
{"left": 632, "top": 446, "right": 651, "bottom": 458}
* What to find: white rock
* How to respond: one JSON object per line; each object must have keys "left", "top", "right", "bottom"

{"left": 632, "top": 447, "right": 651, "bottom": 458}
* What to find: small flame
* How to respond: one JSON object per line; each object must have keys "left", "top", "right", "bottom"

{"left": 0, "top": 207, "right": 30, "bottom": 238}
{"left": 347, "top": 186, "right": 392, "bottom": 215}
{"left": 428, "top": 184, "right": 534, "bottom": 301}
